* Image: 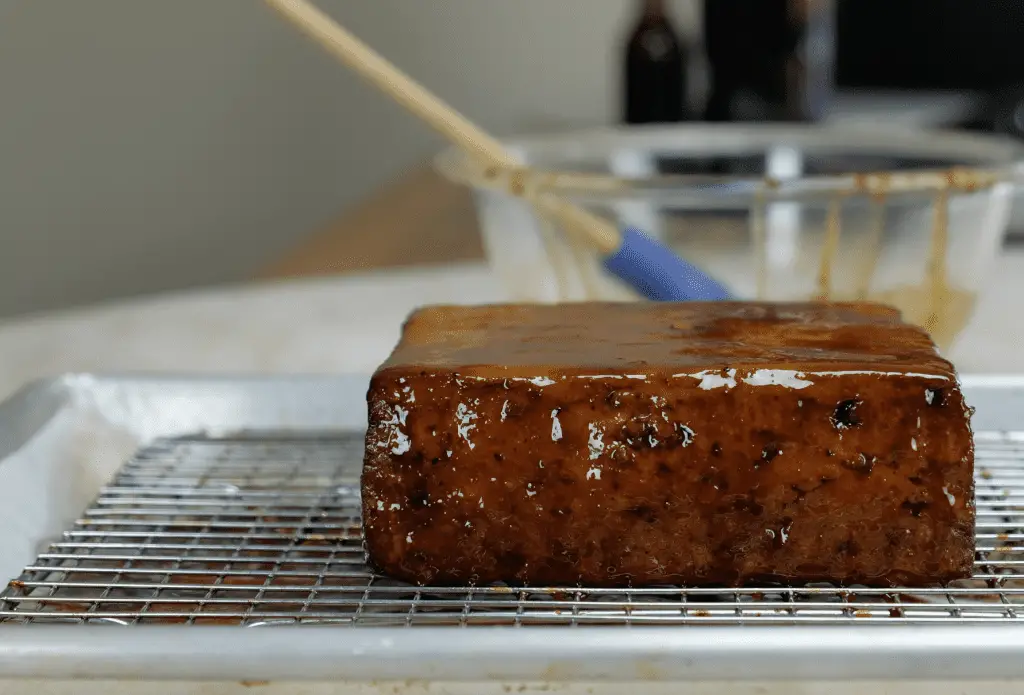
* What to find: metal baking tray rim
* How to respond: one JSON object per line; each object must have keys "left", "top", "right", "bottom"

{"left": 2, "top": 624, "right": 1024, "bottom": 682}
{"left": 0, "top": 372, "right": 1022, "bottom": 683}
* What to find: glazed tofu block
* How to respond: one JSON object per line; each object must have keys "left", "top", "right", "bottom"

{"left": 363, "top": 302, "right": 974, "bottom": 587}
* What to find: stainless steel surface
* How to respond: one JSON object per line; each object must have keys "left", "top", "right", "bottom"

{"left": 1, "top": 429, "right": 1021, "bottom": 627}
{"left": 0, "top": 374, "right": 1023, "bottom": 682}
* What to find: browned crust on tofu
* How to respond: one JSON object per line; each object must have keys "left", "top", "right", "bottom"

{"left": 362, "top": 302, "right": 974, "bottom": 587}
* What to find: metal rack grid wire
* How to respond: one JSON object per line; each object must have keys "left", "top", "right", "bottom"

{"left": 1, "top": 430, "right": 1022, "bottom": 626}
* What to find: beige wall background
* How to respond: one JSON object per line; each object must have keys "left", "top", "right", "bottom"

{"left": 0, "top": 0, "right": 700, "bottom": 318}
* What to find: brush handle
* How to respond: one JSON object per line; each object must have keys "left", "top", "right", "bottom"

{"left": 604, "top": 228, "right": 732, "bottom": 301}
{"left": 267, "top": 0, "right": 509, "bottom": 165}
{"left": 266, "top": 0, "right": 729, "bottom": 302}
{"left": 265, "top": 0, "right": 621, "bottom": 254}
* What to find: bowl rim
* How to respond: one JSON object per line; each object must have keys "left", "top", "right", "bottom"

{"left": 435, "top": 123, "right": 1024, "bottom": 203}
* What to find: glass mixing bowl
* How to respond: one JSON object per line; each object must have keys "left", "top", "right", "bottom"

{"left": 435, "top": 124, "right": 1024, "bottom": 349}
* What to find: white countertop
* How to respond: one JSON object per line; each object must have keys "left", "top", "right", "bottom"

{"left": 0, "top": 263, "right": 503, "bottom": 401}
{"left": 1, "top": 253, "right": 1023, "bottom": 402}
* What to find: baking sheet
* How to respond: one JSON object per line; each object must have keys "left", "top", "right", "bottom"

{"left": 0, "top": 374, "right": 1022, "bottom": 683}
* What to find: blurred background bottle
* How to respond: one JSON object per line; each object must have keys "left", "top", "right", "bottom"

{"left": 623, "top": 0, "right": 688, "bottom": 124}
{"left": 703, "top": 0, "right": 834, "bottom": 123}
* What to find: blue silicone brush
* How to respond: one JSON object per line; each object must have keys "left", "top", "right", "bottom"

{"left": 267, "top": 0, "right": 731, "bottom": 302}
{"left": 605, "top": 228, "right": 731, "bottom": 301}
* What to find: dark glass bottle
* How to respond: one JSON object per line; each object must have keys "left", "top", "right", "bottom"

{"left": 703, "top": 0, "right": 833, "bottom": 122}
{"left": 624, "top": 0, "right": 687, "bottom": 124}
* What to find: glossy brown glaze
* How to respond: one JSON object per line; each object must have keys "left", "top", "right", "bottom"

{"left": 363, "top": 302, "right": 975, "bottom": 587}
{"left": 385, "top": 302, "right": 953, "bottom": 375}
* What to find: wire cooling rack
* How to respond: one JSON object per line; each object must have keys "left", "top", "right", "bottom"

{"left": 1, "top": 431, "right": 1022, "bottom": 626}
